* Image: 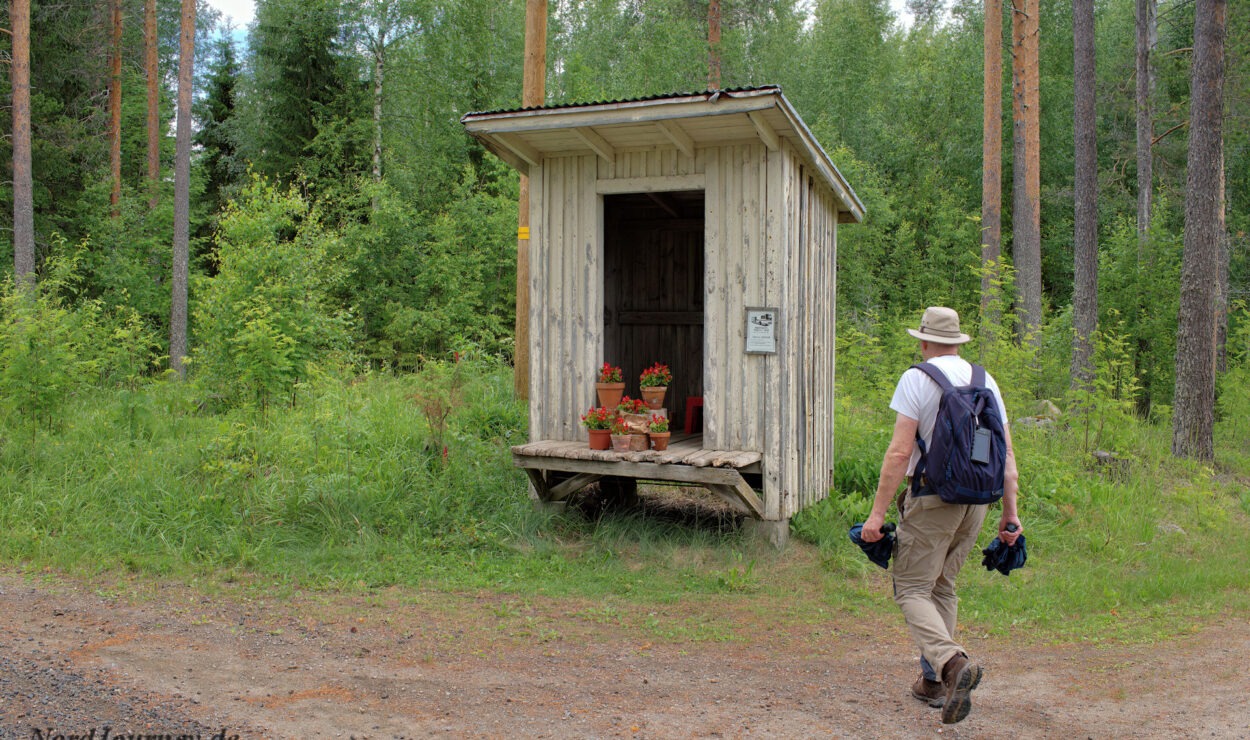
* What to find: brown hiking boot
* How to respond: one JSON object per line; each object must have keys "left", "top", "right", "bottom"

{"left": 940, "top": 653, "right": 983, "bottom": 724}
{"left": 911, "top": 675, "right": 944, "bottom": 708}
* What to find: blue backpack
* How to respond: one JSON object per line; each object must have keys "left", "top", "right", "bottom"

{"left": 910, "top": 362, "right": 1006, "bottom": 506}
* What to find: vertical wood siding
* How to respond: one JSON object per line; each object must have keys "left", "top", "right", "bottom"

{"left": 528, "top": 154, "right": 603, "bottom": 442}
{"left": 528, "top": 141, "right": 840, "bottom": 521}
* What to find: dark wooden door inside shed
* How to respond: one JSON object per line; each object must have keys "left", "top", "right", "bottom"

{"left": 603, "top": 191, "right": 705, "bottom": 430}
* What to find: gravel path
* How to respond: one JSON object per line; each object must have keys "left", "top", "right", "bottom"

{"left": 3, "top": 569, "right": 1249, "bottom": 739}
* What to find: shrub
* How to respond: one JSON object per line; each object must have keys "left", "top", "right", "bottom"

{"left": 192, "top": 175, "right": 350, "bottom": 411}
{"left": 0, "top": 249, "right": 159, "bottom": 432}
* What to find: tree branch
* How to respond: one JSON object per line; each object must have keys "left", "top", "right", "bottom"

{"left": 1153, "top": 120, "right": 1188, "bottom": 146}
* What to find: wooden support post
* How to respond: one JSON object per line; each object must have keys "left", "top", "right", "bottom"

{"left": 515, "top": 0, "right": 547, "bottom": 400}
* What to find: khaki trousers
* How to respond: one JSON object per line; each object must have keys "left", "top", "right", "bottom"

{"left": 892, "top": 489, "right": 987, "bottom": 677}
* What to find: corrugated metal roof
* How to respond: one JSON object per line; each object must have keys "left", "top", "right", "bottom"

{"left": 461, "top": 84, "right": 864, "bottom": 222}
{"left": 462, "top": 85, "right": 782, "bottom": 119}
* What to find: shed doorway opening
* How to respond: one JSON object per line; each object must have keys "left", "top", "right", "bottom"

{"left": 603, "top": 191, "right": 705, "bottom": 432}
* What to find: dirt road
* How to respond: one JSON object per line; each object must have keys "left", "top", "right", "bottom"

{"left": 2, "top": 568, "right": 1247, "bottom": 739}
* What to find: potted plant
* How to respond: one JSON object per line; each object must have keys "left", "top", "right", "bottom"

{"left": 639, "top": 362, "right": 672, "bottom": 410}
{"left": 581, "top": 406, "right": 614, "bottom": 450}
{"left": 595, "top": 362, "right": 625, "bottom": 410}
{"left": 609, "top": 416, "right": 633, "bottom": 452}
{"left": 615, "top": 396, "right": 651, "bottom": 450}
{"left": 616, "top": 395, "right": 649, "bottom": 430}
{"left": 648, "top": 413, "right": 671, "bottom": 451}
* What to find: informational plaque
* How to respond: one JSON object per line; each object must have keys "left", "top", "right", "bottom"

{"left": 745, "top": 308, "right": 778, "bottom": 354}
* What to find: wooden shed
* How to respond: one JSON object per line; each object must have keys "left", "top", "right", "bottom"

{"left": 462, "top": 86, "right": 863, "bottom": 546}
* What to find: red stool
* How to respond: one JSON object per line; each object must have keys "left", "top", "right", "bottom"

{"left": 683, "top": 396, "right": 704, "bottom": 434}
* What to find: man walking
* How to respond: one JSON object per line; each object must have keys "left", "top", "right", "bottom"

{"left": 861, "top": 306, "right": 1022, "bottom": 725}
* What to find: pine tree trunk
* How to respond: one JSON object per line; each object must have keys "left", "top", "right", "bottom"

{"left": 981, "top": 0, "right": 1003, "bottom": 330}
{"left": 146, "top": 0, "right": 161, "bottom": 209}
{"left": 371, "top": 25, "right": 386, "bottom": 212}
{"left": 1172, "top": 0, "right": 1226, "bottom": 460}
{"left": 170, "top": 0, "right": 196, "bottom": 377}
{"left": 109, "top": 0, "right": 123, "bottom": 214}
{"left": 708, "top": 0, "right": 722, "bottom": 91}
{"left": 1011, "top": 0, "right": 1042, "bottom": 344}
{"left": 11, "top": 0, "right": 35, "bottom": 284}
{"left": 1071, "top": 0, "right": 1097, "bottom": 391}
{"left": 1216, "top": 148, "right": 1228, "bottom": 374}
{"left": 1135, "top": 0, "right": 1155, "bottom": 244}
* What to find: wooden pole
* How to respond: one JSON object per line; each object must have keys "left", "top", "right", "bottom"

{"left": 516, "top": 0, "right": 546, "bottom": 399}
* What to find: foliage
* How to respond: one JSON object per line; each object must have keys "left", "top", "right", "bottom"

{"left": 192, "top": 176, "right": 350, "bottom": 411}
{"left": 1217, "top": 305, "right": 1250, "bottom": 456}
{"left": 242, "top": 0, "right": 370, "bottom": 206}
{"left": 639, "top": 362, "right": 672, "bottom": 388}
{"left": 193, "top": 32, "right": 244, "bottom": 240}
{"left": 0, "top": 248, "right": 159, "bottom": 432}
{"left": 1065, "top": 312, "right": 1143, "bottom": 453}
{"left": 580, "top": 406, "right": 614, "bottom": 431}
{"left": 597, "top": 362, "right": 623, "bottom": 384}
{"left": 357, "top": 165, "right": 518, "bottom": 366}
{"left": 1097, "top": 211, "right": 1183, "bottom": 414}
{"left": 616, "top": 396, "right": 648, "bottom": 415}
{"left": 409, "top": 355, "right": 469, "bottom": 456}
{"left": 648, "top": 414, "right": 670, "bottom": 434}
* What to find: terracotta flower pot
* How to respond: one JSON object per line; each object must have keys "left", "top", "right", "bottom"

{"left": 610, "top": 434, "right": 632, "bottom": 452}
{"left": 596, "top": 382, "right": 625, "bottom": 411}
{"left": 649, "top": 431, "right": 671, "bottom": 451}
{"left": 628, "top": 433, "right": 649, "bottom": 452}
{"left": 588, "top": 428, "right": 611, "bottom": 450}
{"left": 640, "top": 386, "right": 667, "bottom": 410}
{"left": 622, "top": 412, "right": 650, "bottom": 434}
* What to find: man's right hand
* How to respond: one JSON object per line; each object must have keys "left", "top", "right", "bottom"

{"left": 861, "top": 511, "right": 887, "bottom": 542}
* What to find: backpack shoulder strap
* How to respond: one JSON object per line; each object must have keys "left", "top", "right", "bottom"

{"left": 969, "top": 363, "right": 986, "bottom": 388}
{"left": 910, "top": 362, "right": 955, "bottom": 393}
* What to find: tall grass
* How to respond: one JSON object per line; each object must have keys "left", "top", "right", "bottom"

{"left": 794, "top": 311, "right": 1250, "bottom": 643}
{"left": 0, "top": 359, "right": 767, "bottom": 609}
{"left": 2, "top": 314, "right": 1249, "bottom": 645}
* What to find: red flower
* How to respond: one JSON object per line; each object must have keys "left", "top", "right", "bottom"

{"left": 597, "top": 362, "right": 623, "bottom": 383}
{"left": 639, "top": 362, "right": 672, "bottom": 388}
{"left": 580, "top": 406, "right": 615, "bottom": 430}
{"left": 616, "top": 395, "right": 648, "bottom": 414}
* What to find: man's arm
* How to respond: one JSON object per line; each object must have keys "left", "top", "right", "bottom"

{"left": 861, "top": 412, "right": 918, "bottom": 543}
{"left": 997, "top": 422, "right": 1023, "bottom": 544}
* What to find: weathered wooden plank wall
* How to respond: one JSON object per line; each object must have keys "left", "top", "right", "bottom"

{"left": 528, "top": 154, "right": 603, "bottom": 442}
{"left": 778, "top": 146, "right": 839, "bottom": 518}
{"left": 527, "top": 139, "right": 840, "bottom": 521}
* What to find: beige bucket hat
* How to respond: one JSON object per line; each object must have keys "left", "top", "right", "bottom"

{"left": 907, "top": 306, "right": 971, "bottom": 345}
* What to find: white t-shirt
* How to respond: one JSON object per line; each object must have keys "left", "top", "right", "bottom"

{"left": 889, "top": 354, "right": 1010, "bottom": 476}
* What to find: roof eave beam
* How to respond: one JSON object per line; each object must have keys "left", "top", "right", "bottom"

{"left": 747, "top": 111, "right": 781, "bottom": 152}
{"left": 495, "top": 132, "right": 542, "bottom": 168}
{"left": 655, "top": 120, "right": 695, "bottom": 158}
{"left": 573, "top": 126, "right": 614, "bottom": 163}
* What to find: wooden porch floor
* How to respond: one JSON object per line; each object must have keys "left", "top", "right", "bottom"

{"left": 511, "top": 434, "right": 765, "bottom": 518}
{"left": 510, "top": 433, "right": 761, "bottom": 470}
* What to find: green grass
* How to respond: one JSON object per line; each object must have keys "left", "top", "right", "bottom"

{"left": 2, "top": 361, "right": 1249, "bottom": 649}
{"left": 798, "top": 390, "right": 1250, "bottom": 644}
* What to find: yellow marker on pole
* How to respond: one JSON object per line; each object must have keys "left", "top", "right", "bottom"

{"left": 518, "top": 226, "right": 530, "bottom": 240}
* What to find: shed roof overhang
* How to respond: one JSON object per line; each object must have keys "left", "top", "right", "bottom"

{"left": 461, "top": 86, "right": 864, "bottom": 224}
